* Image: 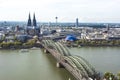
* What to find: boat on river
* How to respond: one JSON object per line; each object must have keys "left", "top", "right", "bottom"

{"left": 30, "top": 47, "right": 39, "bottom": 50}
{"left": 19, "top": 49, "right": 29, "bottom": 52}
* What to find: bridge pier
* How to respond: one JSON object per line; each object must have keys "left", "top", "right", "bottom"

{"left": 56, "top": 62, "right": 64, "bottom": 68}
{"left": 44, "top": 49, "right": 50, "bottom": 53}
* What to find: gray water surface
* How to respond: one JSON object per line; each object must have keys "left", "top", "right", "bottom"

{"left": 0, "top": 47, "right": 120, "bottom": 80}
{"left": 0, "top": 49, "right": 75, "bottom": 80}
{"left": 69, "top": 47, "right": 120, "bottom": 74}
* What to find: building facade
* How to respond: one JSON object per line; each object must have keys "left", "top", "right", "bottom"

{"left": 26, "top": 13, "right": 40, "bottom": 36}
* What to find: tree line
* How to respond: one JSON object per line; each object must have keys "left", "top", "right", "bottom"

{"left": 76, "top": 39, "right": 120, "bottom": 46}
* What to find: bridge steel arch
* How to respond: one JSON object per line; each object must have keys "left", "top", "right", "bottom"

{"left": 41, "top": 40, "right": 100, "bottom": 80}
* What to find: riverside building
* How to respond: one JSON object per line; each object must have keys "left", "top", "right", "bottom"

{"left": 26, "top": 13, "right": 40, "bottom": 36}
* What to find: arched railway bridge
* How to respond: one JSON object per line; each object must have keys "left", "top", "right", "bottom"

{"left": 41, "top": 39, "right": 100, "bottom": 80}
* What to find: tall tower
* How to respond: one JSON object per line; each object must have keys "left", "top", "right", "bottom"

{"left": 55, "top": 16, "right": 58, "bottom": 27}
{"left": 27, "top": 13, "right": 32, "bottom": 26}
{"left": 76, "top": 18, "right": 79, "bottom": 27}
{"left": 33, "top": 13, "right": 37, "bottom": 26}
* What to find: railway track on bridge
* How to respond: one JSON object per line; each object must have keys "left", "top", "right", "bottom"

{"left": 41, "top": 40, "right": 101, "bottom": 80}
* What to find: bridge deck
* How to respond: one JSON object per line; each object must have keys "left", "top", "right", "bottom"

{"left": 43, "top": 46, "right": 86, "bottom": 80}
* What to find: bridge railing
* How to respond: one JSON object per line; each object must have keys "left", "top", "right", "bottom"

{"left": 46, "top": 48, "right": 63, "bottom": 61}
{"left": 62, "top": 61, "right": 84, "bottom": 80}
{"left": 41, "top": 40, "right": 101, "bottom": 80}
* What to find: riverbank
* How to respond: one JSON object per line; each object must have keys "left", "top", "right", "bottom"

{"left": 1, "top": 39, "right": 120, "bottom": 50}
{"left": 0, "top": 44, "right": 42, "bottom": 50}
{"left": 0, "top": 39, "right": 42, "bottom": 50}
{"left": 65, "top": 39, "right": 120, "bottom": 47}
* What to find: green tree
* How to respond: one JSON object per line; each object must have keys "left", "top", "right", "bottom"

{"left": 104, "top": 72, "right": 115, "bottom": 80}
{"left": 117, "top": 72, "right": 120, "bottom": 80}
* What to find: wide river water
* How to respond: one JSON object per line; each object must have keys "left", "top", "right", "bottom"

{"left": 0, "top": 47, "right": 120, "bottom": 80}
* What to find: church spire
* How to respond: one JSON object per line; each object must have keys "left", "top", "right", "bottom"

{"left": 27, "top": 13, "right": 32, "bottom": 26}
{"left": 33, "top": 13, "right": 37, "bottom": 26}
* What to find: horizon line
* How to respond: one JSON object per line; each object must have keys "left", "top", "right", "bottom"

{"left": 0, "top": 20, "right": 120, "bottom": 24}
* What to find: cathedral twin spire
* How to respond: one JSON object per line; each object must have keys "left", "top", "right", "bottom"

{"left": 27, "top": 13, "right": 31, "bottom": 26}
{"left": 33, "top": 13, "right": 37, "bottom": 26}
{"left": 27, "top": 13, "right": 37, "bottom": 26}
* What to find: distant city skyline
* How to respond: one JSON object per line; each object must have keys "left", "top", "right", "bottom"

{"left": 0, "top": 0, "right": 120, "bottom": 23}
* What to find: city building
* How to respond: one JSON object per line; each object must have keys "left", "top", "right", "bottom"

{"left": 26, "top": 13, "right": 40, "bottom": 36}
{"left": 76, "top": 18, "right": 79, "bottom": 27}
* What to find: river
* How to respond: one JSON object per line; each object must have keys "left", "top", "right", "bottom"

{"left": 0, "top": 47, "right": 119, "bottom": 80}
{"left": 69, "top": 47, "right": 120, "bottom": 74}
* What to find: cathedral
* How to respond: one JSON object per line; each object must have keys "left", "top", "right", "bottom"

{"left": 26, "top": 13, "right": 40, "bottom": 36}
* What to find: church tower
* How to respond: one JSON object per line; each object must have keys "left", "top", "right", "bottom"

{"left": 26, "top": 12, "right": 39, "bottom": 36}
{"left": 27, "top": 13, "right": 32, "bottom": 26}
{"left": 33, "top": 13, "right": 37, "bottom": 26}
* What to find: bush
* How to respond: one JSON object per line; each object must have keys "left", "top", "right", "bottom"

{"left": 75, "top": 39, "right": 120, "bottom": 46}
{"left": 0, "top": 41, "right": 22, "bottom": 48}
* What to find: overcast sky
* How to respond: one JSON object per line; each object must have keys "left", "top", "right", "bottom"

{"left": 0, "top": 0, "right": 120, "bottom": 22}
